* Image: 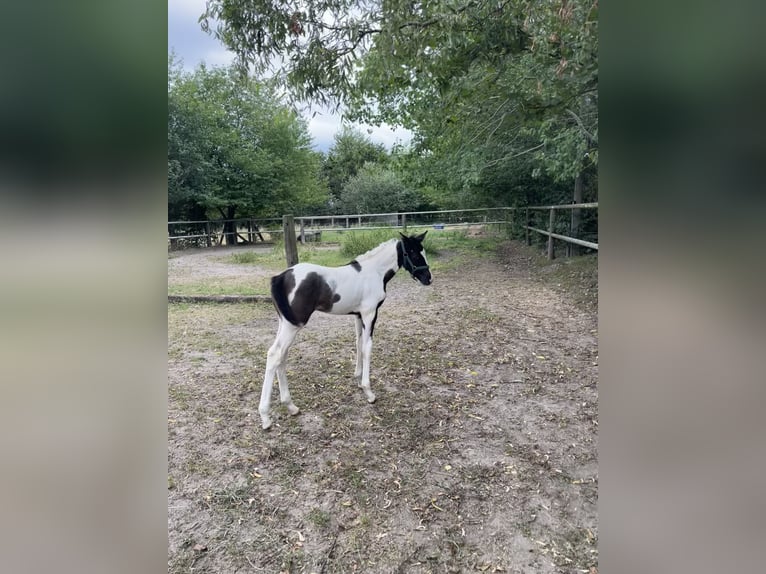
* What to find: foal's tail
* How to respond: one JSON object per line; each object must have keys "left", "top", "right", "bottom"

{"left": 271, "top": 270, "right": 300, "bottom": 326}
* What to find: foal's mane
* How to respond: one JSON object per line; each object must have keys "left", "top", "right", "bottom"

{"left": 355, "top": 238, "right": 398, "bottom": 263}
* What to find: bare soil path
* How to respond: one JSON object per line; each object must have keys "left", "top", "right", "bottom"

{"left": 168, "top": 241, "right": 598, "bottom": 573}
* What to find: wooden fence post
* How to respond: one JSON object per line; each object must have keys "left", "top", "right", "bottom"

{"left": 547, "top": 208, "right": 556, "bottom": 260}
{"left": 570, "top": 172, "right": 584, "bottom": 257}
{"left": 205, "top": 221, "right": 212, "bottom": 248}
{"left": 525, "top": 208, "right": 531, "bottom": 246}
{"left": 401, "top": 213, "right": 407, "bottom": 231}
{"left": 299, "top": 219, "right": 306, "bottom": 244}
{"left": 283, "top": 215, "right": 299, "bottom": 267}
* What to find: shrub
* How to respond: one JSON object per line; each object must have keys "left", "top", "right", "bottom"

{"left": 340, "top": 229, "right": 395, "bottom": 258}
{"left": 339, "top": 163, "right": 420, "bottom": 214}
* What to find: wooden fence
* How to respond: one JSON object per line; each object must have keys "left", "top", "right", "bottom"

{"left": 167, "top": 208, "right": 512, "bottom": 249}
{"left": 168, "top": 204, "right": 598, "bottom": 261}
{"left": 167, "top": 217, "right": 282, "bottom": 249}
{"left": 522, "top": 202, "right": 599, "bottom": 259}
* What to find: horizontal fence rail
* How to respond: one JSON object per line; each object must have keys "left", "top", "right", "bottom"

{"left": 525, "top": 202, "right": 599, "bottom": 210}
{"left": 525, "top": 226, "right": 599, "bottom": 250}
{"left": 168, "top": 204, "right": 597, "bottom": 259}
{"left": 522, "top": 202, "right": 598, "bottom": 259}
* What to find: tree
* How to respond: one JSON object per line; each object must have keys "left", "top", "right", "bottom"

{"left": 352, "top": 1, "right": 597, "bottom": 203}
{"left": 322, "top": 127, "right": 388, "bottom": 212}
{"left": 201, "top": 1, "right": 598, "bottom": 208}
{"left": 339, "top": 163, "right": 420, "bottom": 214}
{"left": 168, "top": 54, "right": 213, "bottom": 222}
{"left": 168, "top": 58, "right": 327, "bottom": 241}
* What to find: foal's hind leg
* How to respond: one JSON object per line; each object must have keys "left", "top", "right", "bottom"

{"left": 358, "top": 309, "right": 378, "bottom": 404}
{"left": 259, "top": 319, "right": 300, "bottom": 430}
{"left": 353, "top": 315, "right": 364, "bottom": 386}
{"left": 276, "top": 355, "right": 300, "bottom": 416}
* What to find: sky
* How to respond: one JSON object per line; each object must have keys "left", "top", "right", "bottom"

{"left": 168, "top": 0, "right": 412, "bottom": 153}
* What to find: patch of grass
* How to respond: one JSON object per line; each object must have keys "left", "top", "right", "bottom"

{"left": 169, "top": 385, "right": 192, "bottom": 410}
{"left": 206, "top": 484, "right": 252, "bottom": 510}
{"left": 223, "top": 243, "right": 349, "bottom": 268}
{"left": 312, "top": 229, "right": 344, "bottom": 243}
{"left": 340, "top": 228, "right": 396, "bottom": 258}
{"left": 422, "top": 228, "right": 504, "bottom": 255}
{"left": 168, "top": 277, "right": 270, "bottom": 297}
{"left": 347, "top": 469, "right": 366, "bottom": 490}
{"left": 183, "top": 453, "right": 215, "bottom": 477}
{"left": 307, "top": 507, "right": 331, "bottom": 528}
{"left": 458, "top": 307, "right": 501, "bottom": 323}
{"left": 296, "top": 245, "right": 349, "bottom": 267}
{"left": 221, "top": 248, "right": 282, "bottom": 268}
{"left": 228, "top": 251, "right": 261, "bottom": 264}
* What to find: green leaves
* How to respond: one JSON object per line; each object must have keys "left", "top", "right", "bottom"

{"left": 168, "top": 62, "right": 326, "bottom": 220}
{"left": 322, "top": 126, "right": 389, "bottom": 210}
{"left": 339, "top": 163, "right": 420, "bottom": 214}
{"left": 201, "top": 0, "right": 598, "bottom": 208}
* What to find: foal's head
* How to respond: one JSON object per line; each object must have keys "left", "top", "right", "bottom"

{"left": 399, "top": 232, "right": 432, "bottom": 285}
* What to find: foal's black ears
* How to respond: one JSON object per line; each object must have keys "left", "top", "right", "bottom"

{"left": 400, "top": 231, "right": 428, "bottom": 243}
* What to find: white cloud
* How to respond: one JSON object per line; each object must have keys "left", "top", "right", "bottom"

{"left": 303, "top": 107, "right": 412, "bottom": 153}
{"left": 203, "top": 48, "right": 236, "bottom": 68}
{"left": 364, "top": 123, "right": 413, "bottom": 151}
{"left": 304, "top": 111, "right": 342, "bottom": 153}
{"left": 167, "top": 0, "right": 207, "bottom": 19}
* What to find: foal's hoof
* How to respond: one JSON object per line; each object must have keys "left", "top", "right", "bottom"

{"left": 287, "top": 404, "right": 300, "bottom": 416}
{"left": 365, "top": 392, "right": 376, "bottom": 404}
{"left": 260, "top": 417, "right": 272, "bottom": 431}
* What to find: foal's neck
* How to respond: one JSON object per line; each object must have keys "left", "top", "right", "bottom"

{"left": 359, "top": 239, "right": 401, "bottom": 276}
{"left": 381, "top": 240, "right": 402, "bottom": 275}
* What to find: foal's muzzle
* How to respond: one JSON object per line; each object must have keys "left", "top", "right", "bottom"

{"left": 416, "top": 269, "right": 432, "bottom": 285}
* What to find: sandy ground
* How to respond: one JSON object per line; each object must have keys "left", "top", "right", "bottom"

{"left": 168, "top": 240, "right": 598, "bottom": 573}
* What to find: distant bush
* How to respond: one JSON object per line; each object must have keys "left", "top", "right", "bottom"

{"left": 229, "top": 251, "right": 260, "bottom": 264}
{"left": 340, "top": 229, "right": 395, "bottom": 258}
{"left": 339, "top": 163, "right": 421, "bottom": 214}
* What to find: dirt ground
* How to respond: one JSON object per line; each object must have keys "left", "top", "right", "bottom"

{"left": 168, "top": 240, "right": 598, "bottom": 573}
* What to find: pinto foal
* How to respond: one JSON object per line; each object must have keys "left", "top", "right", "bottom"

{"left": 258, "top": 232, "right": 432, "bottom": 429}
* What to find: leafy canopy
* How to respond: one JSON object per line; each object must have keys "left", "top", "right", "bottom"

{"left": 201, "top": 1, "right": 598, "bottom": 205}
{"left": 322, "top": 126, "right": 389, "bottom": 210}
{"left": 339, "top": 163, "right": 421, "bottom": 214}
{"left": 168, "top": 56, "right": 326, "bottom": 220}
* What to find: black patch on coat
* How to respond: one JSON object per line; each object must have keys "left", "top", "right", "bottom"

{"left": 271, "top": 269, "right": 300, "bottom": 325}
{"left": 383, "top": 269, "right": 396, "bottom": 291}
{"left": 396, "top": 240, "right": 404, "bottom": 268}
{"left": 288, "top": 272, "right": 338, "bottom": 325}
{"left": 349, "top": 260, "right": 362, "bottom": 272}
{"left": 272, "top": 270, "right": 337, "bottom": 326}
{"left": 348, "top": 311, "right": 364, "bottom": 331}
{"left": 369, "top": 300, "right": 385, "bottom": 338}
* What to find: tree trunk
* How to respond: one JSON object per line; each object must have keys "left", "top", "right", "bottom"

{"left": 547, "top": 208, "right": 556, "bottom": 260}
{"left": 168, "top": 224, "right": 178, "bottom": 250}
{"left": 569, "top": 171, "right": 584, "bottom": 256}
{"left": 223, "top": 207, "right": 237, "bottom": 246}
